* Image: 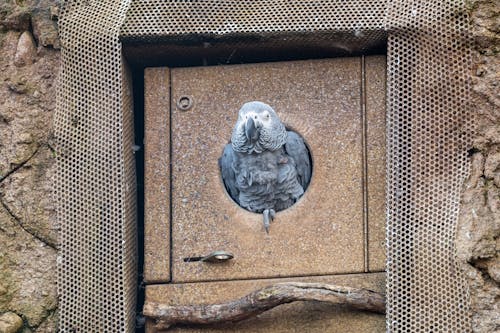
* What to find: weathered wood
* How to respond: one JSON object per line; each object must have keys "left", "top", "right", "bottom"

{"left": 143, "top": 282, "right": 386, "bottom": 330}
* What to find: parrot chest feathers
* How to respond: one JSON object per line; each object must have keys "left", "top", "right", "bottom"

{"left": 234, "top": 149, "right": 304, "bottom": 213}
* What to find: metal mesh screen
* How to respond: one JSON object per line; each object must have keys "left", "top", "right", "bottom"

{"left": 55, "top": 1, "right": 135, "bottom": 332}
{"left": 385, "top": 1, "right": 473, "bottom": 331}
{"left": 56, "top": 0, "right": 473, "bottom": 332}
{"left": 120, "top": 0, "right": 388, "bottom": 67}
{"left": 121, "top": 0, "right": 386, "bottom": 37}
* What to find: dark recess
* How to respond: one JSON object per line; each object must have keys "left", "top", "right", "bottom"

{"left": 131, "top": 66, "right": 146, "bottom": 333}
{"left": 122, "top": 32, "right": 387, "bottom": 68}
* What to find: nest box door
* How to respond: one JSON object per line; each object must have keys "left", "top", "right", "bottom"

{"left": 144, "top": 56, "right": 386, "bottom": 284}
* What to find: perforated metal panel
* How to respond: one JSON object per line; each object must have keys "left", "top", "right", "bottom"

{"left": 120, "top": 0, "right": 389, "bottom": 67}
{"left": 121, "top": 0, "right": 386, "bottom": 36}
{"left": 56, "top": 1, "right": 473, "bottom": 332}
{"left": 385, "top": 2, "right": 473, "bottom": 331}
{"left": 55, "top": 1, "right": 135, "bottom": 332}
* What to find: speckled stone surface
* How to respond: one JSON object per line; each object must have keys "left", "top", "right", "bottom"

{"left": 144, "top": 68, "right": 171, "bottom": 283}
{"left": 366, "top": 55, "right": 387, "bottom": 271}
{"left": 170, "top": 58, "right": 365, "bottom": 282}
{"left": 145, "top": 272, "right": 386, "bottom": 332}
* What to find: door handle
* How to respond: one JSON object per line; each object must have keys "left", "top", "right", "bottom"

{"left": 183, "top": 250, "right": 234, "bottom": 263}
{"left": 201, "top": 250, "right": 234, "bottom": 263}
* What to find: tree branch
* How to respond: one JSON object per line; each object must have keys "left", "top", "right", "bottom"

{"left": 143, "top": 282, "right": 386, "bottom": 330}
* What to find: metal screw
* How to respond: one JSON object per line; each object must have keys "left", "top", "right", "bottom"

{"left": 177, "top": 95, "right": 193, "bottom": 111}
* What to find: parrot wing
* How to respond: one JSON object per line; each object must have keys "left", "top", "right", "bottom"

{"left": 219, "top": 144, "right": 240, "bottom": 203}
{"left": 285, "top": 131, "right": 312, "bottom": 190}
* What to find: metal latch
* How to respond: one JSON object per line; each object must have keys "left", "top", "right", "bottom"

{"left": 202, "top": 250, "right": 234, "bottom": 263}
{"left": 183, "top": 250, "right": 234, "bottom": 263}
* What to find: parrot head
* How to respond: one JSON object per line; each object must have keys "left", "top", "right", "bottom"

{"left": 231, "top": 101, "right": 287, "bottom": 154}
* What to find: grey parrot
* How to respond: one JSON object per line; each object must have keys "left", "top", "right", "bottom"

{"left": 219, "top": 101, "right": 312, "bottom": 233}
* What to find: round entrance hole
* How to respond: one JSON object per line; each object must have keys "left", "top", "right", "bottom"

{"left": 219, "top": 128, "right": 312, "bottom": 214}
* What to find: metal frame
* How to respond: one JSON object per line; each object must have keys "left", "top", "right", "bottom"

{"left": 57, "top": 1, "right": 473, "bottom": 331}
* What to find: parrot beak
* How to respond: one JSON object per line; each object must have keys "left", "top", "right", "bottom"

{"left": 245, "top": 117, "right": 260, "bottom": 141}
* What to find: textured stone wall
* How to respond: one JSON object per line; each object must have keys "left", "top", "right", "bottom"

{"left": 0, "top": 1, "right": 497, "bottom": 332}
{"left": 457, "top": 1, "right": 500, "bottom": 332}
{"left": 0, "top": 1, "right": 60, "bottom": 332}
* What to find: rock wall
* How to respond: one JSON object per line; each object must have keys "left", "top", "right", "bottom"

{"left": 0, "top": 0, "right": 497, "bottom": 332}
{"left": 457, "top": 1, "right": 500, "bottom": 332}
{"left": 0, "top": 1, "right": 60, "bottom": 332}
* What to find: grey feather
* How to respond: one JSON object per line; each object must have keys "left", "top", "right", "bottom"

{"left": 221, "top": 102, "right": 312, "bottom": 219}
{"left": 219, "top": 144, "right": 239, "bottom": 204}
{"left": 233, "top": 148, "right": 304, "bottom": 213}
{"left": 284, "top": 131, "right": 312, "bottom": 190}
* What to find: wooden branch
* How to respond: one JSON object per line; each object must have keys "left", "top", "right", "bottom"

{"left": 143, "top": 282, "right": 386, "bottom": 330}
